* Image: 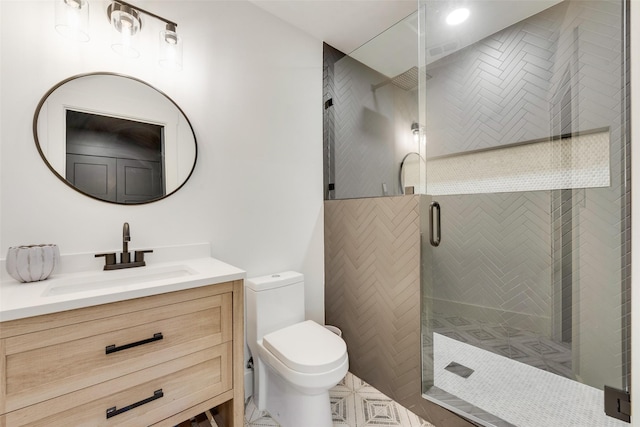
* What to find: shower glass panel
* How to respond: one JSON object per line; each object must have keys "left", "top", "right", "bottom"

{"left": 420, "top": 1, "right": 631, "bottom": 426}
{"left": 323, "top": 12, "right": 424, "bottom": 200}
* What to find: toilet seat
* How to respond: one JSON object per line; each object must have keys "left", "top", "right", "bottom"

{"left": 262, "top": 320, "right": 347, "bottom": 374}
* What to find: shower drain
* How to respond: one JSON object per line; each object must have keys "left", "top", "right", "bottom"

{"left": 444, "top": 361, "right": 475, "bottom": 378}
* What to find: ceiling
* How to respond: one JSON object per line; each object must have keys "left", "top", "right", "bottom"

{"left": 250, "top": 0, "right": 564, "bottom": 78}
{"left": 249, "top": 0, "right": 418, "bottom": 55}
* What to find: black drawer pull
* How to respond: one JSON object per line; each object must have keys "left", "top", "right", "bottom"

{"left": 106, "top": 389, "right": 163, "bottom": 419}
{"left": 105, "top": 332, "right": 163, "bottom": 354}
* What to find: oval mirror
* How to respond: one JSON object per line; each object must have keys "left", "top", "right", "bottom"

{"left": 400, "top": 152, "right": 424, "bottom": 194}
{"left": 34, "top": 73, "right": 197, "bottom": 204}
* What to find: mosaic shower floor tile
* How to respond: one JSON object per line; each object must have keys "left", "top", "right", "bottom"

{"left": 244, "top": 372, "right": 434, "bottom": 427}
{"left": 421, "top": 312, "right": 583, "bottom": 425}
{"left": 425, "top": 312, "right": 573, "bottom": 379}
{"left": 431, "top": 333, "right": 628, "bottom": 427}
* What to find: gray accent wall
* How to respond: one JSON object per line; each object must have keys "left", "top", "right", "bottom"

{"left": 323, "top": 45, "right": 419, "bottom": 200}
{"left": 323, "top": 43, "right": 344, "bottom": 199}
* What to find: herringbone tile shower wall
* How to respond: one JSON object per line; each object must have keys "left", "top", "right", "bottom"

{"left": 324, "top": 196, "right": 473, "bottom": 426}
{"left": 333, "top": 56, "right": 396, "bottom": 199}
{"left": 323, "top": 0, "right": 629, "bottom": 423}
{"left": 330, "top": 56, "right": 418, "bottom": 199}
{"left": 324, "top": 196, "right": 421, "bottom": 394}
{"left": 432, "top": 192, "right": 553, "bottom": 335}
{"left": 423, "top": 0, "right": 628, "bottom": 390}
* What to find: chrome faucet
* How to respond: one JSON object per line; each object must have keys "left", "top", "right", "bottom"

{"left": 122, "top": 222, "right": 131, "bottom": 263}
{"left": 95, "top": 222, "right": 153, "bottom": 270}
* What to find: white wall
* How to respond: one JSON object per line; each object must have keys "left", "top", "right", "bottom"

{"left": 0, "top": 0, "right": 326, "bottom": 323}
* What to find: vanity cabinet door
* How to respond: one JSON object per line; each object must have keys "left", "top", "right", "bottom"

{"left": 1, "top": 289, "right": 232, "bottom": 413}
{"left": 1, "top": 344, "right": 232, "bottom": 427}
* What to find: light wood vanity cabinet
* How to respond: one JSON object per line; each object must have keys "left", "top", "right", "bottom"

{"left": 0, "top": 281, "right": 244, "bottom": 427}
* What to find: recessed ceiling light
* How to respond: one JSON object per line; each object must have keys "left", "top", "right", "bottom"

{"left": 446, "top": 8, "right": 470, "bottom": 26}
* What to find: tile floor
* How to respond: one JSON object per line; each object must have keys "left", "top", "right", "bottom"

{"left": 429, "top": 333, "right": 628, "bottom": 427}
{"left": 243, "top": 315, "right": 580, "bottom": 427}
{"left": 419, "top": 312, "right": 628, "bottom": 426}
{"left": 424, "top": 313, "right": 573, "bottom": 380}
{"left": 420, "top": 312, "right": 576, "bottom": 426}
{"left": 244, "top": 372, "right": 434, "bottom": 427}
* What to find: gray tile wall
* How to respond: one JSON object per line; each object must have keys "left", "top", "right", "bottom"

{"left": 324, "top": 50, "right": 418, "bottom": 200}
{"left": 333, "top": 56, "right": 397, "bottom": 199}
{"left": 323, "top": 43, "right": 345, "bottom": 199}
{"left": 430, "top": 191, "right": 553, "bottom": 335}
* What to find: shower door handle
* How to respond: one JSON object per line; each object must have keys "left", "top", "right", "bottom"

{"left": 429, "top": 201, "right": 441, "bottom": 247}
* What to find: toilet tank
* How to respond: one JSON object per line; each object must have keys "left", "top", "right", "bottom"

{"left": 246, "top": 271, "right": 305, "bottom": 346}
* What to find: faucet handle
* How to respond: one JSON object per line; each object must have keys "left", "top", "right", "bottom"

{"left": 95, "top": 253, "right": 117, "bottom": 269}
{"left": 134, "top": 249, "right": 154, "bottom": 263}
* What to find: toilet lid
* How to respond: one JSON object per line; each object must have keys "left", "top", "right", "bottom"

{"left": 262, "top": 320, "right": 347, "bottom": 374}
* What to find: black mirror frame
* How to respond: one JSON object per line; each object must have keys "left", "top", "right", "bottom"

{"left": 33, "top": 71, "right": 198, "bottom": 205}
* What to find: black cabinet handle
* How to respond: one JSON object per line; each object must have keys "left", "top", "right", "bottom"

{"left": 429, "top": 201, "right": 441, "bottom": 247}
{"left": 106, "top": 389, "right": 163, "bottom": 419}
{"left": 105, "top": 332, "right": 163, "bottom": 354}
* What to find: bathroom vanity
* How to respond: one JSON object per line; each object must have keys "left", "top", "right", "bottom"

{"left": 0, "top": 255, "right": 245, "bottom": 427}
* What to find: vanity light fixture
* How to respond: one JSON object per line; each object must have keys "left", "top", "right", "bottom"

{"left": 107, "top": 0, "right": 183, "bottom": 69}
{"left": 411, "top": 121, "right": 420, "bottom": 143}
{"left": 159, "top": 23, "right": 183, "bottom": 70}
{"left": 108, "top": 1, "right": 142, "bottom": 58}
{"left": 55, "top": 0, "right": 90, "bottom": 42}
{"left": 446, "top": 7, "right": 470, "bottom": 26}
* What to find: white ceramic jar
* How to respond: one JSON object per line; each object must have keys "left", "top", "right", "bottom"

{"left": 6, "top": 244, "right": 60, "bottom": 283}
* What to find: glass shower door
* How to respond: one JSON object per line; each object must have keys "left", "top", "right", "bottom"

{"left": 419, "top": 1, "right": 631, "bottom": 426}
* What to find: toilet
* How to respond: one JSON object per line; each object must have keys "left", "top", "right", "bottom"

{"left": 245, "top": 271, "right": 348, "bottom": 427}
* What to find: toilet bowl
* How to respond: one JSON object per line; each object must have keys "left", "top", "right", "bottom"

{"left": 245, "top": 272, "right": 349, "bottom": 427}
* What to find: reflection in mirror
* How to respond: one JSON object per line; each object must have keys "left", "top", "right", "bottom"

{"left": 34, "top": 73, "right": 197, "bottom": 204}
{"left": 399, "top": 151, "right": 424, "bottom": 194}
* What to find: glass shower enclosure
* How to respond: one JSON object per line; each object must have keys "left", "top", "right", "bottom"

{"left": 322, "top": 0, "right": 631, "bottom": 424}
{"left": 419, "top": 1, "right": 631, "bottom": 426}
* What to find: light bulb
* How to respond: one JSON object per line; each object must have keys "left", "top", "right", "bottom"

{"left": 108, "top": 2, "right": 141, "bottom": 58}
{"left": 159, "top": 24, "right": 183, "bottom": 70}
{"left": 65, "top": 0, "right": 81, "bottom": 9}
{"left": 55, "top": 0, "right": 90, "bottom": 42}
{"left": 446, "top": 8, "right": 470, "bottom": 26}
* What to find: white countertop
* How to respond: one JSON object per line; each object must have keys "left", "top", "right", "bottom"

{"left": 0, "top": 256, "right": 245, "bottom": 322}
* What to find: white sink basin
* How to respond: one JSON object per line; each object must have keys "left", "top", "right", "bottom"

{"left": 43, "top": 265, "right": 198, "bottom": 296}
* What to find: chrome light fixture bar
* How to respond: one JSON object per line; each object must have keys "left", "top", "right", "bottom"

{"left": 107, "top": 0, "right": 183, "bottom": 69}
